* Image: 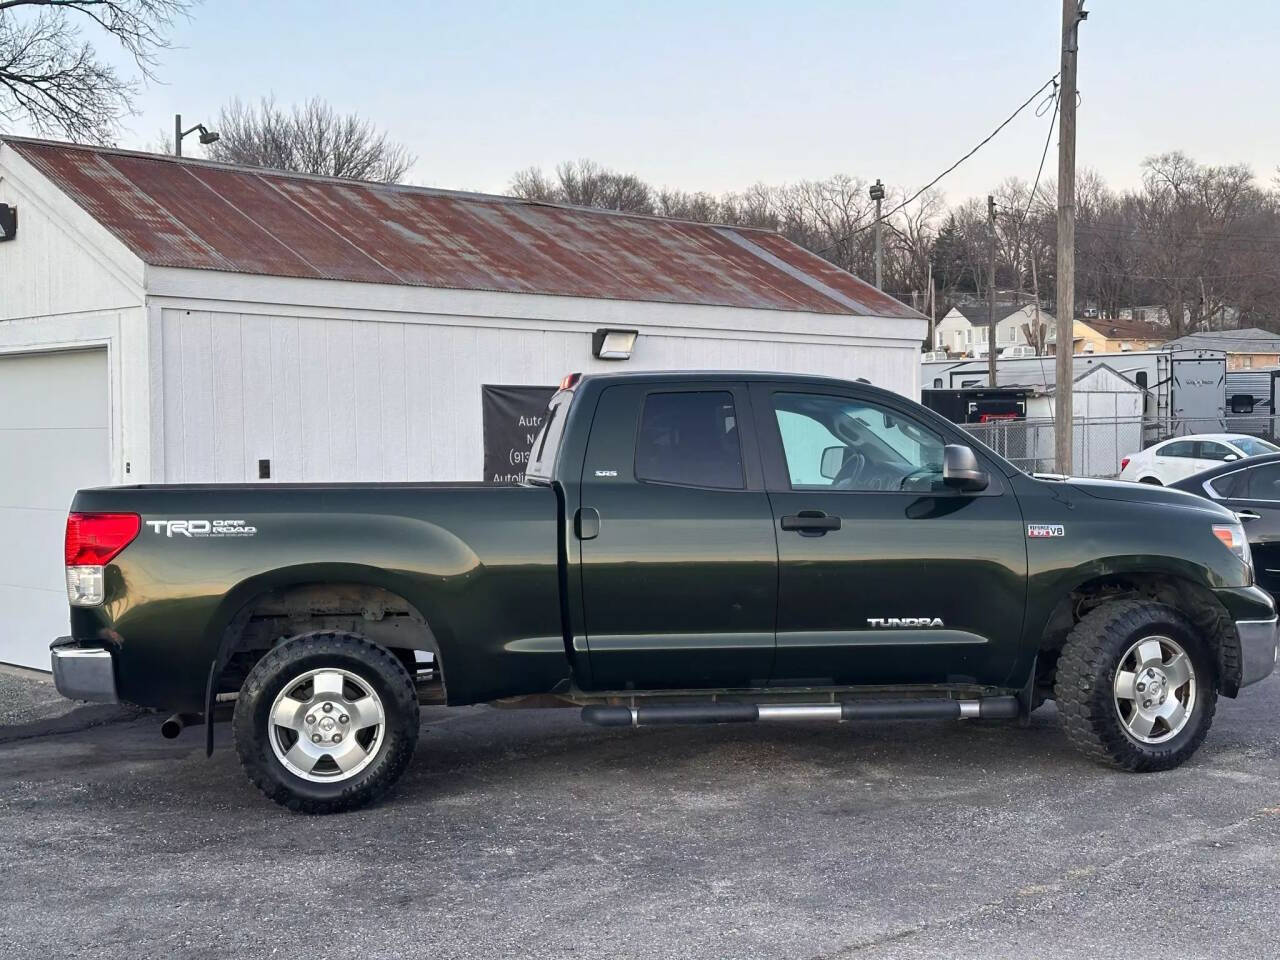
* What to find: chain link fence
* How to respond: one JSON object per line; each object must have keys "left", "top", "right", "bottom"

{"left": 962, "top": 416, "right": 1280, "bottom": 478}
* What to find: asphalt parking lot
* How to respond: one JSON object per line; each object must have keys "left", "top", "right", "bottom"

{"left": 3, "top": 677, "right": 1280, "bottom": 960}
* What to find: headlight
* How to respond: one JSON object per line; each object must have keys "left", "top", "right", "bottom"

{"left": 1212, "top": 522, "right": 1253, "bottom": 582}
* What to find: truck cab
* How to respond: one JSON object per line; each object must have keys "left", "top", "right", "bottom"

{"left": 537, "top": 373, "right": 1028, "bottom": 693}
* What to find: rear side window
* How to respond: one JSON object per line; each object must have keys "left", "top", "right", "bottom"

{"left": 525, "top": 391, "right": 572, "bottom": 483}
{"left": 1208, "top": 471, "right": 1247, "bottom": 499}
{"left": 1160, "top": 440, "right": 1196, "bottom": 458}
{"left": 635, "top": 391, "right": 744, "bottom": 489}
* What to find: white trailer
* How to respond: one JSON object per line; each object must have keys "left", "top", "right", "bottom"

{"left": 923, "top": 348, "right": 1226, "bottom": 438}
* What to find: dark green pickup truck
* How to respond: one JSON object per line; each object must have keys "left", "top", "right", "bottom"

{"left": 53, "top": 371, "right": 1277, "bottom": 812}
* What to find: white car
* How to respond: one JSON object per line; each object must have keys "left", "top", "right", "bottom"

{"left": 1118, "top": 433, "right": 1280, "bottom": 485}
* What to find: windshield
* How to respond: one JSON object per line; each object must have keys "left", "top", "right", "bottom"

{"left": 1231, "top": 437, "right": 1280, "bottom": 457}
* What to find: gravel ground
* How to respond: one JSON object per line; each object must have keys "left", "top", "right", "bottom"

{"left": 2, "top": 677, "right": 1279, "bottom": 960}
{"left": 0, "top": 667, "right": 73, "bottom": 726}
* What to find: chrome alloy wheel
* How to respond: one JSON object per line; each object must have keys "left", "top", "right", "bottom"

{"left": 1112, "top": 635, "right": 1196, "bottom": 745}
{"left": 269, "top": 668, "right": 386, "bottom": 782}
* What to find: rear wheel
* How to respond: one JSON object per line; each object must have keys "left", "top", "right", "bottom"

{"left": 1054, "top": 600, "right": 1216, "bottom": 771}
{"left": 233, "top": 632, "right": 419, "bottom": 813}
{"left": 1138, "top": 476, "right": 1163, "bottom": 485}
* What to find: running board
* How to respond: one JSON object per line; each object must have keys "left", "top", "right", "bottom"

{"left": 581, "top": 696, "right": 1020, "bottom": 727}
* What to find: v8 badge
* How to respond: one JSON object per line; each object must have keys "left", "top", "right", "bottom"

{"left": 1027, "top": 524, "right": 1065, "bottom": 538}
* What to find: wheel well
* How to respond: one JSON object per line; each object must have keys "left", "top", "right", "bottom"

{"left": 1036, "top": 574, "right": 1241, "bottom": 697}
{"left": 215, "top": 583, "right": 445, "bottom": 702}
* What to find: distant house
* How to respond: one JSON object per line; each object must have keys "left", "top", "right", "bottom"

{"left": 1071, "top": 318, "right": 1169, "bottom": 355}
{"left": 1162, "top": 328, "right": 1280, "bottom": 370}
{"left": 934, "top": 302, "right": 1055, "bottom": 356}
{"left": 1119, "top": 304, "right": 1240, "bottom": 329}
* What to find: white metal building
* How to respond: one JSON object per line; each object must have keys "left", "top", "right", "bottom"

{"left": 0, "top": 137, "right": 925, "bottom": 669}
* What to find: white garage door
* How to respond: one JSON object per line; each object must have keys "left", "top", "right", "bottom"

{"left": 0, "top": 350, "right": 109, "bottom": 669}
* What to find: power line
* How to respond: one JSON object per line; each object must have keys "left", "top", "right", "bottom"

{"left": 1073, "top": 223, "right": 1280, "bottom": 248}
{"left": 1016, "top": 84, "right": 1059, "bottom": 227}
{"left": 818, "top": 72, "right": 1061, "bottom": 255}
{"left": 1075, "top": 267, "right": 1279, "bottom": 282}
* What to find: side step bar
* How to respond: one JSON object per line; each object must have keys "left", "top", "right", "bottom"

{"left": 581, "top": 696, "right": 1020, "bottom": 728}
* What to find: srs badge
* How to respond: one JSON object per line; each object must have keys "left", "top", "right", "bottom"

{"left": 1027, "top": 524, "right": 1065, "bottom": 538}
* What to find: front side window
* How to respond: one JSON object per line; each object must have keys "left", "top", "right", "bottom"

{"left": 1197, "top": 441, "right": 1235, "bottom": 462}
{"left": 1244, "top": 463, "right": 1280, "bottom": 501}
{"left": 772, "top": 393, "right": 945, "bottom": 492}
{"left": 635, "top": 391, "right": 743, "bottom": 489}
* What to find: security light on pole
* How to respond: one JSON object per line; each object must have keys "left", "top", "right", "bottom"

{"left": 174, "top": 114, "right": 220, "bottom": 157}
{"left": 869, "top": 179, "right": 886, "bottom": 290}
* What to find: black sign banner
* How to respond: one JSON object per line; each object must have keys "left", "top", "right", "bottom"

{"left": 481, "top": 384, "right": 557, "bottom": 483}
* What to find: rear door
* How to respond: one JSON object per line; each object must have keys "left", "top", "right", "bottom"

{"left": 578, "top": 382, "right": 778, "bottom": 689}
{"left": 1154, "top": 439, "right": 1199, "bottom": 483}
{"left": 752, "top": 382, "right": 1027, "bottom": 687}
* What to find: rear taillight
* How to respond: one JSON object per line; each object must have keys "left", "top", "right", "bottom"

{"left": 65, "top": 512, "right": 140, "bottom": 566}
{"left": 64, "top": 512, "right": 139, "bottom": 607}
{"left": 1120, "top": 457, "right": 1131, "bottom": 472}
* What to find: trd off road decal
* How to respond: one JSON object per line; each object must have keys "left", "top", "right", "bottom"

{"left": 146, "top": 519, "right": 258, "bottom": 538}
{"left": 1027, "top": 524, "right": 1065, "bottom": 538}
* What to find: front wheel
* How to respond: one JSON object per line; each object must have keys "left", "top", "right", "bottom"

{"left": 233, "top": 632, "right": 420, "bottom": 813}
{"left": 1054, "top": 600, "right": 1216, "bottom": 771}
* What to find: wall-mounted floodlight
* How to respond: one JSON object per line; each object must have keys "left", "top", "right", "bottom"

{"left": 0, "top": 203, "right": 15, "bottom": 242}
{"left": 592, "top": 328, "right": 638, "bottom": 361}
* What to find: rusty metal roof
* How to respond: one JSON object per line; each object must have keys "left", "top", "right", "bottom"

{"left": 4, "top": 137, "right": 922, "bottom": 319}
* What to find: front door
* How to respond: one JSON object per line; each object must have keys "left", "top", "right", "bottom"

{"left": 753, "top": 384, "right": 1028, "bottom": 687}
{"left": 579, "top": 382, "right": 778, "bottom": 689}
{"left": 1207, "top": 461, "right": 1280, "bottom": 599}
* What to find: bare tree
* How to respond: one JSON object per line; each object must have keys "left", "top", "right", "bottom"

{"left": 0, "top": 0, "right": 190, "bottom": 143}
{"left": 510, "top": 159, "right": 655, "bottom": 214}
{"left": 206, "top": 97, "right": 415, "bottom": 183}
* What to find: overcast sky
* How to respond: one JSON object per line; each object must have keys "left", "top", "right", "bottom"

{"left": 83, "top": 0, "right": 1280, "bottom": 204}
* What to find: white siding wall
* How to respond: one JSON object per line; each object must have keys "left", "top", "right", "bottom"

{"left": 0, "top": 146, "right": 150, "bottom": 485}
{"left": 159, "top": 308, "right": 920, "bottom": 483}
{"left": 0, "top": 146, "right": 144, "bottom": 323}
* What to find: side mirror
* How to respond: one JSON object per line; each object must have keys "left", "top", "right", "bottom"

{"left": 820, "top": 445, "right": 846, "bottom": 480}
{"left": 1223, "top": 453, "right": 1240, "bottom": 462}
{"left": 943, "top": 444, "right": 989, "bottom": 492}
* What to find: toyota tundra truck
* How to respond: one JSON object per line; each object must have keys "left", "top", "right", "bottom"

{"left": 51, "top": 371, "right": 1278, "bottom": 813}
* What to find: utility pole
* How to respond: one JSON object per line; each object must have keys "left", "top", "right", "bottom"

{"left": 870, "top": 179, "right": 886, "bottom": 289}
{"left": 1030, "top": 250, "right": 1042, "bottom": 352}
{"left": 1055, "top": 0, "right": 1086, "bottom": 473}
{"left": 927, "top": 261, "right": 935, "bottom": 350}
{"left": 988, "top": 194, "right": 998, "bottom": 385}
